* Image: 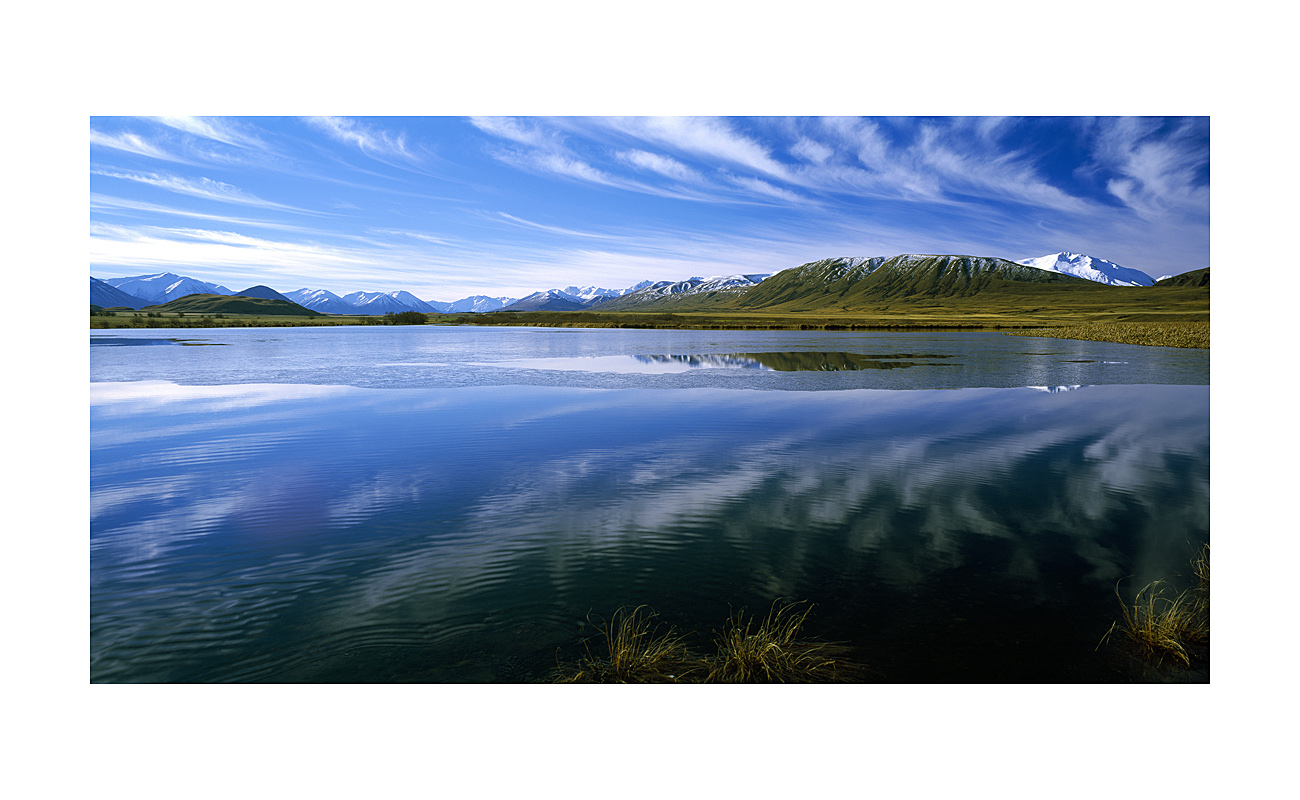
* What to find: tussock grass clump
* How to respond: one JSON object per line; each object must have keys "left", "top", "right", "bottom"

{"left": 1100, "top": 580, "right": 1209, "bottom": 668}
{"left": 552, "top": 605, "right": 705, "bottom": 683}
{"left": 1192, "top": 544, "right": 1210, "bottom": 594}
{"left": 706, "top": 600, "right": 862, "bottom": 683}
{"left": 1004, "top": 321, "right": 1209, "bottom": 349}
{"left": 552, "top": 600, "right": 872, "bottom": 683}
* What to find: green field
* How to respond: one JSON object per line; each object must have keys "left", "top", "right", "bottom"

{"left": 91, "top": 277, "right": 1210, "bottom": 348}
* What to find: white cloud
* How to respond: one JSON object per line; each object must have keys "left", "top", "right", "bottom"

{"left": 468, "top": 116, "right": 557, "bottom": 149}
{"left": 150, "top": 116, "right": 268, "bottom": 149}
{"left": 91, "top": 169, "right": 305, "bottom": 212}
{"left": 89, "top": 131, "right": 184, "bottom": 162}
{"left": 496, "top": 212, "right": 614, "bottom": 239}
{"left": 790, "top": 137, "right": 833, "bottom": 164}
{"left": 600, "top": 116, "right": 795, "bottom": 183}
{"left": 305, "top": 116, "right": 414, "bottom": 160}
{"left": 616, "top": 149, "right": 702, "bottom": 183}
{"left": 1095, "top": 118, "right": 1209, "bottom": 222}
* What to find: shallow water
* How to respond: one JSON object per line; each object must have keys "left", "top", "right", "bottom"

{"left": 90, "top": 326, "right": 1209, "bottom": 682}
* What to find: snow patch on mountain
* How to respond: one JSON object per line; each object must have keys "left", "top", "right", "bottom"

{"left": 1016, "top": 252, "right": 1154, "bottom": 287}
{"left": 106, "top": 272, "right": 234, "bottom": 303}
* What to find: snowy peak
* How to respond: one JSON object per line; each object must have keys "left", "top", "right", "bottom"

{"left": 1016, "top": 252, "right": 1154, "bottom": 287}
{"left": 499, "top": 289, "right": 589, "bottom": 311}
{"left": 284, "top": 288, "right": 358, "bottom": 315}
{"left": 447, "top": 295, "right": 516, "bottom": 312}
{"left": 560, "top": 286, "right": 623, "bottom": 302}
{"left": 90, "top": 277, "right": 149, "bottom": 309}
{"left": 105, "top": 272, "right": 234, "bottom": 303}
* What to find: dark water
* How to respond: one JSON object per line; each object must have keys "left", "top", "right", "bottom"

{"left": 90, "top": 327, "right": 1209, "bottom": 682}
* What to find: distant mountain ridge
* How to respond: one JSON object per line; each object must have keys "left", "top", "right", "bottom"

{"left": 105, "top": 272, "right": 233, "bottom": 304}
{"left": 93, "top": 251, "right": 1202, "bottom": 317}
{"left": 91, "top": 277, "right": 150, "bottom": 309}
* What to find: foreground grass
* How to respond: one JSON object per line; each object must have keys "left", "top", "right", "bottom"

{"left": 1003, "top": 321, "right": 1209, "bottom": 349}
{"left": 553, "top": 601, "right": 868, "bottom": 683}
{"left": 1099, "top": 546, "right": 1210, "bottom": 671}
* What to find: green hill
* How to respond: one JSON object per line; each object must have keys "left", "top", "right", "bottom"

{"left": 851, "top": 254, "right": 1089, "bottom": 300}
{"left": 733, "top": 257, "right": 888, "bottom": 310}
{"left": 1156, "top": 268, "right": 1209, "bottom": 288}
{"left": 142, "top": 294, "right": 320, "bottom": 316}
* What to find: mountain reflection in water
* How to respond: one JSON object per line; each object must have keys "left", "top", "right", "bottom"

{"left": 633, "top": 352, "right": 955, "bottom": 371}
{"left": 90, "top": 381, "right": 1208, "bottom": 682}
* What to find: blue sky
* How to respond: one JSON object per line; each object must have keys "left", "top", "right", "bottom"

{"left": 90, "top": 116, "right": 1210, "bottom": 301}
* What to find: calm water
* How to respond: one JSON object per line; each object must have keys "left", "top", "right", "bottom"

{"left": 90, "top": 326, "right": 1209, "bottom": 682}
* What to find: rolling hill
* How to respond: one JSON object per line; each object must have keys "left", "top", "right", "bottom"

{"left": 141, "top": 294, "right": 320, "bottom": 316}
{"left": 1156, "top": 268, "right": 1210, "bottom": 288}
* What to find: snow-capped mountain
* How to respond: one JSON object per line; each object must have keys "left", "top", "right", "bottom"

{"left": 447, "top": 295, "right": 517, "bottom": 312}
{"left": 90, "top": 277, "right": 150, "bottom": 309}
{"left": 105, "top": 272, "right": 234, "bottom": 303}
{"left": 499, "top": 289, "right": 589, "bottom": 311}
{"left": 284, "top": 288, "right": 359, "bottom": 315}
{"left": 1016, "top": 252, "right": 1154, "bottom": 287}
{"left": 602, "top": 274, "right": 769, "bottom": 304}
{"left": 342, "top": 290, "right": 449, "bottom": 314}
{"left": 559, "top": 286, "right": 623, "bottom": 303}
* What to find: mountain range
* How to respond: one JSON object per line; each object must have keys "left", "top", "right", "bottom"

{"left": 92, "top": 252, "right": 1200, "bottom": 315}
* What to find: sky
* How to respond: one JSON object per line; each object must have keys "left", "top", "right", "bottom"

{"left": 89, "top": 116, "right": 1210, "bottom": 302}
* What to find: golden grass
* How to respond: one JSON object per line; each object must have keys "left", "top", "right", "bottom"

{"left": 1099, "top": 580, "right": 1209, "bottom": 668}
{"left": 552, "top": 605, "right": 705, "bottom": 683}
{"left": 1004, "top": 321, "right": 1209, "bottom": 349}
{"left": 705, "top": 600, "right": 862, "bottom": 683}
{"left": 552, "top": 600, "right": 872, "bottom": 683}
{"left": 1192, "top": 544, "right": 1210, "bottom": 594}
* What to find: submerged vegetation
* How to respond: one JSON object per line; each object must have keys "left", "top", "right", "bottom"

{"left": 553, "top": 600, "right": 869, "bottom": 683}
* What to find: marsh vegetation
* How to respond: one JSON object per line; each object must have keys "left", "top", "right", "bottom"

{"left": 552, "top": 601, "right": 870, "bottom": 683}
{"left": 1099, "top": 545, "right": 1210, "bottom": 674}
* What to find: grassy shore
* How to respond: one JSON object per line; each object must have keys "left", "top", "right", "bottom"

{"left": 1002, "top": 321, "right": 1209, "bottom": 349}
{"left": 91, "top": 282, "right": 1209, "bottom": 348}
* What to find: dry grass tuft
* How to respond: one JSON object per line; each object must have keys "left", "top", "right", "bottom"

{"left": 705, "top": 600, "right": 861, "bottom": 683}
{"left": 552, "top": 605, "right": 705, "bottom": 683}
{"left": 1192, "top": 543, "right": 1210, "bottom": 594}
{"left": 1099, "top": 580, "right": 1208, "bottom": 668}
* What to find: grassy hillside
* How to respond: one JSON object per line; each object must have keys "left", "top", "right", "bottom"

{"left": 143, "top": 293, "right": 320, "bottom": 316}
{"left": 1156, "top": 267, "right": 1210, "bottom": 288}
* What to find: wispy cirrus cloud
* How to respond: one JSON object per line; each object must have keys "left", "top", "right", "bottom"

{"left": 1088, "top": 117, "right": 1209, "bottom": 222}
{"left": 91, "top": 169, "right": 312, "bottom": 213}
{"left": 495, "top": 212, "right": 618, "bottom": 239}
{"left": 305, "top": 116, "right": 416, "bottom": 161}
{"left": 616, "top": 149, "right": 703, "bottom": 183}
{"left": 90, "top": 193, "right": 322, "bottom": 233}
{"left": 597, "top": 116, "right": 796, "bottom": 183}
{"left": 149, "top": 116, "right": 269, "bottom": 150}
{"left": 89, "top": 130, "right": 187, "bottom": 163}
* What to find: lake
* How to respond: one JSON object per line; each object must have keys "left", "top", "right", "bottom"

{"left": 90, "top": 326, "right": 1210, "bottom": 682}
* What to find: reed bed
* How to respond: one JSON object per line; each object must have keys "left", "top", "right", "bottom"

{"left": 1004, "top": 321, "right": 1209, "bottom": 348}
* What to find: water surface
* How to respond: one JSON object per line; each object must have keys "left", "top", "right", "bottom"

{"left": 90, "top": 327, "right": 1209, "bottom": 682}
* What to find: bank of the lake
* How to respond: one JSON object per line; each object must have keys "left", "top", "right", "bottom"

{"left": 90, "top": 310, "right": 1210, "bottom": 348}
